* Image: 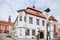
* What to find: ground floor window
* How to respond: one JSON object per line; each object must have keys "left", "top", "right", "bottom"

{"left": 26, "top": 29, "right": 30, "bottom": 36}
{"left": 32, "top": 29, "right": 35, "bottom": 36}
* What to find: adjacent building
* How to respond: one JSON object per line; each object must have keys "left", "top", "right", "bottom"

{"left": 0, "top": 16, "right": 14, "bottom": 33}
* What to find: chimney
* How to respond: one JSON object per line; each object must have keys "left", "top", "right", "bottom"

{"left": 33, "top": 5, "right": 35, "bottom": 8}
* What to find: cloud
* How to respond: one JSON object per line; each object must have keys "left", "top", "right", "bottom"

{"left": 0, "top": 0, "right": 60, "bottom": 22}
{"left": 49, "top": 0, "right": 60, "bottom": 21}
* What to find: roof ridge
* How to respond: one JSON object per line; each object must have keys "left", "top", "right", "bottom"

{"left": 26, "top": 7, "right": 42, "bottom": 13}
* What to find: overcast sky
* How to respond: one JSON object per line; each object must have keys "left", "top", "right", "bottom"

{"left": 0, "top": 0, "right": 60, "bottom": 22}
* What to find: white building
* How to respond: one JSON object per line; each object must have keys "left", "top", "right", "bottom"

{"left": 13, "top": 7, "right": 58, "bottom": 40}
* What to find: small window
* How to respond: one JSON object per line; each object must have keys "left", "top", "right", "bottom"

{"left": 42, "top": 20, "right": 45, "bottom": 26}
{"left": 54, "top": 25, "right": 56, "bottom": 32}
{"left": 20, "top": 33, "right": 22, "bottom": 36}
{"left": 20, "top": 16, "right": 22, "bottom": 21}
{"left": 24, "top": 16, "right": 26, "bottom": 22}
{"left": 32, "top": 29, "right": 35, "bottom": 36}
{"left": 7, "top": 27, "right": 9, "bottom": 30}
{"left": 29, "top": 17, "right": 33, "bottom": 24}
{"left": 26, "top": 29, "right": 30, "bottom": 36}
{"left": 46, "top": 22, "right": 50, "bottom": 27}
{"left": 20, "top": 29, "right": 22, "bottom": 36}
{"left": 36, "top": 19, "right": 39, "bottom": 25}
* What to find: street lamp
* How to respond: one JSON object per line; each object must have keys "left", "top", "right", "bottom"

{"left": 44, "top": 8, "right": 51, "bottom": 40}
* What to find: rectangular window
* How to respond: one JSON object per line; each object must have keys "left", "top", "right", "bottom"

{"left": 24, "top": 16, "right": 26, "bottom": 22}
{"left": 20, "top": 16, "right": 22, "bottom": 21}
{"left": 29, "top": 17, "right": 33, "bottom": 24}
{"left": 42, "top": 20, "right": 45, "bottom": 26}
{"left": 54, "top": 25, "right": 56, "bottom": 32}
{"left": 47, "top": 22, "right": 50, "bottom": 27}
{"left": 20, "top": 29, "right": 22, "bottom": 36}
{"left": 26, "top": 29, "right": 30, "bottom": 36}
{"left": 32, "top": 29, "right": 35, "bottom": 36}
{"left": 36, "top": 19, "right": 39, "bottom": 25}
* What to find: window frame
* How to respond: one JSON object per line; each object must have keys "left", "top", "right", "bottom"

{"left": 19, "top": 16, "right": 22, "bottom": 21}
{"left": 42, "top": 20, "right": 45, "bottom": 26}
{"left": 36, "top": 19, "right": 39, "bottom": 25}
{"left": 24, "top": 16, "right": 26, "bottom": 22}
{"left": 32, "top": 29, "right": 35, "bottom": 36}
{"left": 25, "top": 28, "right": 30, "bottom": 36}
{"left": 29, "top": 17, "right": 33, "bottom": 24}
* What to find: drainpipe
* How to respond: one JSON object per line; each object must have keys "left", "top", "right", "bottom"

{"left": 44, "top": 8, "right": 51, "bottom": 40}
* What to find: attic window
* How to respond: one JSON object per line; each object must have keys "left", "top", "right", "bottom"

{"left": 20, "top": 16, "right": 22, "bottom": 21}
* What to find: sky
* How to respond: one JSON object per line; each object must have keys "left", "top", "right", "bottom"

{"left": 0, "top": 0, "right": 60, "bottom": 22}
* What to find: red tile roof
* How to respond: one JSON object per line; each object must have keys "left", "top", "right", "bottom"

{"left": 0, "top": 20, "right": 14, "bottom": 26}
{"left": 58, "top": 28, "right": 60, "bottom": 32}
{"left": 25, "top": 7, "right": 46, "bottom": 19}
{"left": 17, "top": 7, "right": 57, "bottom": 21}
{"left": 49, "top": 16, "right": 57, "bottom": 21}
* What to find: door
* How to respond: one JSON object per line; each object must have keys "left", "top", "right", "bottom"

{"left": 40, "top": 31, "right": 44, "bottom": 39}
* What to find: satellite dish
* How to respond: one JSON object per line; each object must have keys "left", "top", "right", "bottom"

{"left": 45, "top": 8, "right": 51, "bottom": 12}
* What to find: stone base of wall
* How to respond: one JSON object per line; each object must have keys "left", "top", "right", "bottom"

{"left": 16, "top": 38, "right": 46, "bottom": 40}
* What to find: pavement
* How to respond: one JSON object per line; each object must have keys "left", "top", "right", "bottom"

{"left": 0, "top": 33, "right": 13, "bottom": 40}
{"left": 0, "top": 33, "right": 46, "bottom": 40}
{"left": 0, "top": 33, "right": 60, "bottom": 40}
{"left": 53, "top": 34, "right": 60, "bottom": 40}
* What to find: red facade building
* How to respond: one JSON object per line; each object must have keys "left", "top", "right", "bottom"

{"left": 0, "top": 16, "right": 14, "bottom": 33}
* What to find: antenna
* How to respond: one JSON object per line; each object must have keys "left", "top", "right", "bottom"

{"left": 33, "top": 0, "right": 36, "bottom": 8}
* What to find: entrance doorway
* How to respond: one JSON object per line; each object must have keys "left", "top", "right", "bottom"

{"left": 40, "top": 31, "right": 44, "bottom": 39}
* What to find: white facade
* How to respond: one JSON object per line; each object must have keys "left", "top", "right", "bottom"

{"left": 13, "top": 8, "right": 58, "bottom": 40}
